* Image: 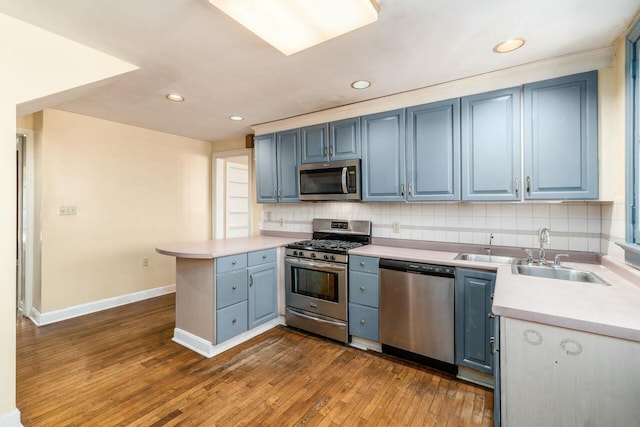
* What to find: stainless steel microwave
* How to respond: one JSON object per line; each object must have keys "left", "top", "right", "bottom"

{"left": 298, "top": 159, "right": 361, "bottom": 201}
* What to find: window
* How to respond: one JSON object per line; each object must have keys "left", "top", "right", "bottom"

{"left": 624, "top": 18, "right": 640, "bottom": 266}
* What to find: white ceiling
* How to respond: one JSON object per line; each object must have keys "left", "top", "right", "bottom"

{"left": 2, "top": 0, "right": 639, "bottom": 143}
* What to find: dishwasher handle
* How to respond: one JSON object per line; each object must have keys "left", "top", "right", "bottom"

{"left": 379, "top": 258, "right": 455, "bottom": 278}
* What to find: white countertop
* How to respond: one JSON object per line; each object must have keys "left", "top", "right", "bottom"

{"left": 156, "top": 236, "right": 298, "bottom": 259}
{"left": 350, "top": 244, "right": 640, "bottom": 343}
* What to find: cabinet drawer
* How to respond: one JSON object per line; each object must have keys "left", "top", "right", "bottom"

{"left": 216, "top": 301, "right": 248, "bottom": 344}
{"left": 349, "top": 271, "right": 379, "bottom": 308}
{"left": 350, "top": 256, "right": 379, "bottom": 274}
{"left": 248, "top": 248, "right": 277, "bottom": 266}
{"left": 216, "top": 270, "right": 248, "bottom": 309}
{"left": 216, "top": 253, "right": 247, "bottom": 274}
{"left": 349, "top": 303, "right": 379, "bottom": 342}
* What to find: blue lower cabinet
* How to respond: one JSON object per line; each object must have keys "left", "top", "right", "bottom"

{"left": 455, "top": 268, "right": 497, "bottom": 374}
{"left": 349, "top": 303, "right": 379, "bottom": 341}
{"left": 216, "top": 300, "right": 248, "bottom": 344}
{"left": 248, "top": 263, "right": 278, "bottom": 329}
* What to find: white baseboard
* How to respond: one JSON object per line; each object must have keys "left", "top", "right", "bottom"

{"left": 0, "top": 409, "right": 22, "bottom": 427}
{"left": 29, "top": 284, "right": 176, "bottom": 326}
{"left": 173, "top": 316, "right": 284, "bottom": 358}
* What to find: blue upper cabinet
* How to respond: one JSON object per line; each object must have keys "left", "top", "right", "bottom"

{"left": 254, "top": 130, "right": 300, "bottom": 203}
{"left": 254, "top": 134, "right": 278, "bottom": 203}
{"left": 523, "top": 71, "right": 598, "bottom": 200}
{"left": 330, "top": 117, "right": 361, "bottom": 161}
{"left": 361, "top": 109, "right": 406, "bottom": 201}
{"left": 300, "top": 123, "right": 329, "bottom": 164}
{"left": 406, "top": 99, "right": 461, "bottom": 201}
{"left": 301, "top": 119, "right": 361, "bottom": 164}
{"left": 461, "top": 87, "right": 521, "bottom": 201}
{"left": 276, "top": 129, "right": 301, "bottom": 203}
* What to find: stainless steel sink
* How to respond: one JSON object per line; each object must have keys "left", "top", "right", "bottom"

{"left": 512, "top": 263, "right": 610, "bottom": 285}
{"left": 454, "top": 253, "right": 516, "bottom": 264}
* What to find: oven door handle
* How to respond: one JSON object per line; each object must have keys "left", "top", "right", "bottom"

{"left": 285, "top": 257, "right": 346, "bottom": 272}
{"left": 341, "top": 167, "right": 348, "bottom": 194}
{"left": 286, "top": 308, "right": 347, "bottom": 327}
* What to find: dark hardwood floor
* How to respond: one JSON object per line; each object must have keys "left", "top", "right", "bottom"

{"left": 17, "top": 294, "right": 493, "bottom": 426}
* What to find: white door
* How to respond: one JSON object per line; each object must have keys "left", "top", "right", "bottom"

{"left": 225, "top": 162, "right": 249, "bottom": 238}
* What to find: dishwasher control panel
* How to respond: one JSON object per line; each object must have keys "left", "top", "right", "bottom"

{"left": 379, "top": 259, "right": 455, "bottom": 277}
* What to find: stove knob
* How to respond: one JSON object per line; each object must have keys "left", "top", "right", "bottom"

{"left": 324, "top": 255, "right": 329, "bottom": 260}
{"left": 292, "top": 250, "right": 298, "bottom": 256}
{"left": 311, "top": 253, "right": 316, "bottom": 258}
{"left": 299, "top": 251, "right": 304, "bottom": 257}
{"left": 330, "top": 255, "right": 336, "bottom": 261}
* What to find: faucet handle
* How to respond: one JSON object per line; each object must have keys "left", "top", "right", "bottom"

{"left": 522, "top": 248, "right": 533, "bottom": 263}
{"left": 554, "top": 253, "right": 570, "bottom": 267}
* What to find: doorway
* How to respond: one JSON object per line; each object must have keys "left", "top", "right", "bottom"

{"left": 16, "top": 130, "right": 34, "bottom": 318}
{"left": 212, "top": 150, "right": 253, "bottom": 239}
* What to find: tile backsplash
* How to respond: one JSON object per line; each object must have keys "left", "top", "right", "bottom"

{"left": 260, "top": 201, "right": 620, "bottom": 254}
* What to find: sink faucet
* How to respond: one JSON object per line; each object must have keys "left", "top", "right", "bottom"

{"left": 484, "top": 233, "right": 494, "bottom": 255}
{"left": 538, "top": 227, "right": 551, "bottom": 264}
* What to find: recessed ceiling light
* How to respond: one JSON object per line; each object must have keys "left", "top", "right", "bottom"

{"left": 493, "top": 39, "right": 526, "bottom": 53}
{"left": 229, "top": 116, "right": 244, "bottom": 121}
{"left": 165, "top": 93, "right": 185, "bottom": 102}
{"left": 351, "top": 80, "right": 371, "bottom": 89}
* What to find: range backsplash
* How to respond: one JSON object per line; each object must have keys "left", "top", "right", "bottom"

{"left": 260, "top": 200, "right": 626, "bottom": 258}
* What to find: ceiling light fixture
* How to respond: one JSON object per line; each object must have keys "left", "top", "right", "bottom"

{"left": 209, "top": 0, "right": 380, "bottom": 56}
{"left": 351, "top": 80, "right": 371, "bottom": 89}
{"left": 229, "top": 116, "right": 244, "bottom": 121}
{"left": 493, "top": 38, "right": 526, "bottom": 53}
{"left": 165, "top": 93, "right": 185, "bottom": 102}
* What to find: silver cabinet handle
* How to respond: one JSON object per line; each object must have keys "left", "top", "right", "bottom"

{"left": 231, "top": 260, "right": 237, "bottom": 265}
{"left": 232, "top": 285, "right": 237, "bottom": 290}
{"left": 249, "top": 275, "right": 254, "bottom": 287}
{"left": 323, "top": 145, "right": 327, "bottom": 156}
{"left": 526, "top": 176, "right": 531, "bottom": 193}
{"left": 400, "top": 183, "right": 405, "bottom": 196}
{"left": 262, "top": 255, "right": 267, "bottom": 259}
{"left": 407, "top": 183, "right": 413, "bottom": 196}
{"left": 329, "top": 145, "right": 334, "bottom": 156}
{"left": 515, "top": 177, "right": 519, "bottom": 195}
{"left": 360, "top": 319, "right": 365, "bottom": 325}
{"left": 232, "top": 318, "right": 237, "bottom": 324}
{"left": 488, "top": 313, "right": 496, "bottom": 319}
{"left": 273, "top": 189, "right": 277, "bottom": 198}
{"left": 359, "top": 286, "right": 365, "bottom": 291}
{"left": 277, "top": 189, "right": 281, "bottom": 197}
{"left": 490, "top": 336, "right": 495, "bottom": 354}
{"left": 360, "top": 262, "right": 365, "bottom": 267}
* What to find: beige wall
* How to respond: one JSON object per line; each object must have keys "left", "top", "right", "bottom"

{"left": 35, "top": 109, "right": 211, "bottom": 313}
{"left": 1, "top": 12, "right": 138, "bottom": 421}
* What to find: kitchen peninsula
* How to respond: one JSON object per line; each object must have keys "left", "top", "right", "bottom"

{"left": 156, "top": 236, "right": 297, "bottom": 357}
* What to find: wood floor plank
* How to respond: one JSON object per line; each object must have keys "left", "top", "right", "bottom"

{"left": 16, "top": 294, "right": 493, "bottom": 426}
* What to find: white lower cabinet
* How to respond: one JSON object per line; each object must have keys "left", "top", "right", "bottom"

{"left": 501, "top": 317, "right": 640, "bottom": 426}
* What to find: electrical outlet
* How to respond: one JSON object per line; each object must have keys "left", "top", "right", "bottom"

{"left": 279, "top": 218, "right": 284, "bottom": 227}
{"left": 265, "top": 212, "right": 272, "bottom": 221}
{"left": 392, "top": 222, "right": 400, "bottom": 233}
{"left": 142, "top": 258, "right": 149, "bottom": 267}
{"left": 58, "top": 205, "right": 77, "bottom": 216}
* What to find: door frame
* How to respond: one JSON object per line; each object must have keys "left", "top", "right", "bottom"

{"left": 17, "top": 128, "right": 35, "bottom": 317}
{"left": 212, "top": 149, "right": 254, "bottom": 239}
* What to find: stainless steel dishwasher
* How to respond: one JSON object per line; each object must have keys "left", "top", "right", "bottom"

{"left": 379, "top": 259, "right": 455, "bottom": 364}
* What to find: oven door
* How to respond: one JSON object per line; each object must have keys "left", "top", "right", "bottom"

{"left": 285, "top": 257, "right": 347, "bottom": 321}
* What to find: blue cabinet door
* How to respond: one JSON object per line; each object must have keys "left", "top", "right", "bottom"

{"left": 276, "top": 129, "right": 300, "bottom": 203}
{"left": 407, "top": 98, "right": 461, "bottom": 201}
{"left": 247, "top": 263, "right": 278, "bottom": 329}
{"left": 301, "top": 123, "right": 329, "bottom": 164}
{"left": 523, "top": 71, "right": 598, "bottom": 200}
{"left": 461, "top": 87, "right": 521, "bottom": 201}
{"left": 254, "top": 134, "right": 278, "bottom": 203}
{"left": 455, "top": 268, "right": 496, "bottom": 375}
{"left": 361, "top": 109, "right": 406, "bottom": 201}
{"left": 330, "top": 117, "right": 361, "bottom": 161}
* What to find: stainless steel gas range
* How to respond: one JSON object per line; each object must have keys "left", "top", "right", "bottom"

{"left": 285, "top": 218, "right": 372, "bottom": 343}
